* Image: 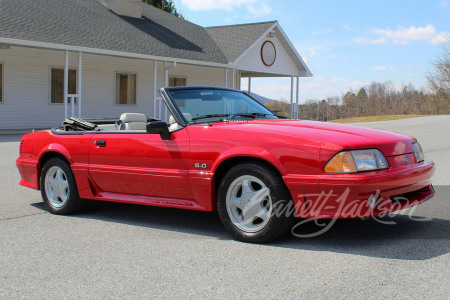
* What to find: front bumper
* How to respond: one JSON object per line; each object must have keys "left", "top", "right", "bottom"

{"left": 283, "top": 160, "right": 435, "bottom": 219}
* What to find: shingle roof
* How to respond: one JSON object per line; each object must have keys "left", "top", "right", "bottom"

{"left": 206, "top": 21, "right": 276, "bottom": 62}
{"left": 0, "top": 0, "right": 228, "bottom": 63}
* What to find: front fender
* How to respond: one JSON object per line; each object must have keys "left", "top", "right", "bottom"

{"left": 211, "top": 146, "right": 287, "bottom": 175}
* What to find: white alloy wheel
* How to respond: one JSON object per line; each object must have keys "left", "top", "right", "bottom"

{"left": 44, "top": 166, "right": 70, "bottom": 208}
{"left": 226, "top": 175, "right": 273, "bottom": 233}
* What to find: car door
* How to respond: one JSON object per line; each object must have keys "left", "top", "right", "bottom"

{"left": 88, "top": 129, "right": 193, "bottom": 200}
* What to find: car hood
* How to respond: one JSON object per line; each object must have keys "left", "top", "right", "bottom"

{"left": 208, "top": 119, "right": 415, "bottom": 156}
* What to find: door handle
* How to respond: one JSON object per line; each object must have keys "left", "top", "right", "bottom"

{"left": 94, "top": 140, "right": 106, "bottom": 147}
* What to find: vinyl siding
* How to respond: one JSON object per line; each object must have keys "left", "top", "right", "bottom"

{"left": 0, "top": 46, "right": 230, "bottom": 129}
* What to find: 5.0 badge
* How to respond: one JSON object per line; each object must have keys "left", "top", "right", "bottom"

{"left": 194, "top": 163, "right": 207, "bottom": 169}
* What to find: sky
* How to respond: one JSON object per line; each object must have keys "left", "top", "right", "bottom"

{"left": 172, "top": 0, "right": 449, "bottom": 103}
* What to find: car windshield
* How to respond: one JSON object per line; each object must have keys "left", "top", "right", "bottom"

{"left": 167, "top": 89, "right": 278, "bottom": 124}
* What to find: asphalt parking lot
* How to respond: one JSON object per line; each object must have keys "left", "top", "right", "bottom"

{"left": 1, "top": 115, "right": 449, "bottom": 298}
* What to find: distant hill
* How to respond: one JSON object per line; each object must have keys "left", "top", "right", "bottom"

{"left": 243, "top": 91, "right": 273, "bottom": 104}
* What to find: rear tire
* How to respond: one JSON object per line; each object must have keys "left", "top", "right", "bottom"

{"left": 217, "top": 163, "right": 295, "bottom": 243}
{"left": 40, "top": 158, "right": 85, "bottom": 214}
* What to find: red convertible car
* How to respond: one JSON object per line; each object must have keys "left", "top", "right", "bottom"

{"left": 17, "top": 87, "right": 435, "bottom": 242}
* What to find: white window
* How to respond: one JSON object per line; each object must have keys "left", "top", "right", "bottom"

{"left": 0, "top": 63, "right": 3, "bottom": 103}
{"left": 116, "top": 73, "right": 136, "bottom": 105}
{"left": 51, "top": 68, "right": 77, "bottom": 104}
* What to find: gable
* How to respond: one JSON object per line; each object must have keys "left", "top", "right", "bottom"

{"left": 207, "top": 22, "right": 311, "bottom": 77}
{"left": 236, "top": 35, "right": 303, "bottom": 77}
{"left": 206, "top": 21, "right": 276, "bottom": 62}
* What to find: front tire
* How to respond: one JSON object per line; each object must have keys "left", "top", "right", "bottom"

{"left": 40, "top": 158, "right": 85, "bottom": 214}
{"left": 217, "top": 163, "right": 295, "bottom": 243}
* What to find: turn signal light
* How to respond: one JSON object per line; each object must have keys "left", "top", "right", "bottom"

{"left": 324, "top": 151, "right": 357, "bottom": 173}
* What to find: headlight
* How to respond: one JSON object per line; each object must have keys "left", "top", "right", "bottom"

{"left": 413, "top": 142, "right": 424, "bottom": 162}
{"left": 324, "top": 149, "right": 389, "bottom": 173}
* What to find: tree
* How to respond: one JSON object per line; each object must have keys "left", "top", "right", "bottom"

{"left": 357, "top": 88, "right": 368, "bottom": 101}
{"left": 426, "top": 43, "right": 449, "bottom": 114}
{"left": 427, "top": 43, "right": 449, "bottom": 93}
{"left": 343, "top": 91, "right": 357, "bottom": 104}
{"left": 142, "top": 0, "right": 183, "bottom": 18}
{"left": 327, "top": 96, "right": 348, "bottom": 120}
{"left": 342, "top": 91, "right": 358, "bottom": 117}
{"left": 265, "top": 100, "right": 290, "bottom": 118}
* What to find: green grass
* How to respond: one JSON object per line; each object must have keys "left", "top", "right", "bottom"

{"left": 330, "top": 115, "right": 426, "bottom": 123}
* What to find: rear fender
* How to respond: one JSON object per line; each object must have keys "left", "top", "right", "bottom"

{"left": 35, "top": 144, "right": 73, "bottom": 186}
{"left": 38, "top": 143, "right": 73, "bottom": 165}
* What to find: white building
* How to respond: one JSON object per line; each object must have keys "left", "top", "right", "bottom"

{"left": 0, "top": 0, "right": 311, "bottom": 129}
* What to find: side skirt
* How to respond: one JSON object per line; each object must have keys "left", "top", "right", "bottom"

{"left": 94, "top": 192, "right": 207, "bottom": 211}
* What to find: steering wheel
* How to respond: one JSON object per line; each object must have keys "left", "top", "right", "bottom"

{"left": 227, "top": 114, "right": 241, "bottom": 120}
{"left": 115, "top": 120, "right": 125, "bottom": 130}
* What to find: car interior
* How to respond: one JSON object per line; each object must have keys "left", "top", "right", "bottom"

{"left": 57, "top": 112, "right": 190, "bottom": 133}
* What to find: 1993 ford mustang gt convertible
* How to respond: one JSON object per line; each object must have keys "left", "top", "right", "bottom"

{"left": 17, "top": 87, "right": 435, "bottom": 242}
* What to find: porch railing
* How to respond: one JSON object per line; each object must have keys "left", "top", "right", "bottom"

{"left": 65, "top": 94, "right": 80, "bottom": 119}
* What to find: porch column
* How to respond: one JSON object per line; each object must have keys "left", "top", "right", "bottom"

{"left": 248, "top": 77, "right": 251, "bottom": 94}
{"left": 153, "top": 60, "right": 158, "bottom": 117}
{"left": 64, "top": 50, "right": 69, "bottom": 119}
{"left": 232, "top": 68, "right": 235, "bottom": 89}
{"left": 295, "top": 76, "right": 299, "bottom": 119}
{"left": 164, "top": 62, "right": 176, "bottom": 86}
{"left": 163, "top": 62, "right": 176, "bottom": 120}
{"left": 290, "top": 76, "right": 294, "bottom": 119}
{"left": 164, "top": 64, "right": 168, "bottom": 87}
{"left": 163, "top": 62, "right": 168, "bottom": 120}
{"left": 78, "top": 52, "right": 82, "bottom": 118}
{"left": 224, "top": 68, "right": 228, "bottom": 88}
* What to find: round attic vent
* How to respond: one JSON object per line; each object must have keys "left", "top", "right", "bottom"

{"left": 261, "top": 40, "right": 276, "bottom": 67}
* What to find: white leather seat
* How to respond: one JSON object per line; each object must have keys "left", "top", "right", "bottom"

{"left": 97, "top": 124, "right": 116, "bottom": 131}
{"left": 119, "top": 113, "right": 147, "bottom": 130}
{"left": 169, "top": 113, "right": 192, "bottom": 131}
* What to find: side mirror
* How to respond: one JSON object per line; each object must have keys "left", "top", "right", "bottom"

{"left": 146, "top": 121, "right": 170, "bottom": 140}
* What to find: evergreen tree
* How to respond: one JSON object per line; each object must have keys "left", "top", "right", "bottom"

{"left": 142, "top": 0, "right": 183, "bottom": 18}
{"left": 357, "top": 88, "right": 368, "bottom": 101}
